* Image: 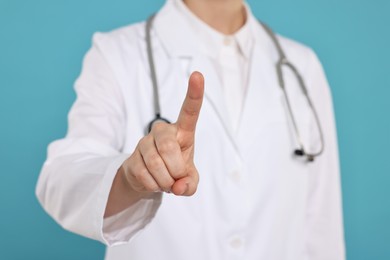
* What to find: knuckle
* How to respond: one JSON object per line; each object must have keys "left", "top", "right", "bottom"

{"left": 133, "top": 168, "right": 148, "bottom": 183}
{"left": 171, "top": 166, "right": 186, "bottom": 179}
{"left": 138, "top": 136, "right": 148, "bottom": 148}
{"left": 124, "top": 168, "right": 135, "bottom": 184}
{"left": 123, "top": 164, "right": 137, "bottom": 183}
{"left": 130, "top": 172, "right": 147, "bottom": 192}
{"left": 158, "top": 139, "right": 177, "bottom": 155}
{"left": 152, "top": 121, "right": 168, "bottom": 133}
{"left": 147, "top": 153, "right": 163, "bottom": 169}
{"left": 183, "top": 106, "right": 199, "bottom": 117}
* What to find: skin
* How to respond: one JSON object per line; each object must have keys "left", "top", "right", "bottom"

{"left": 184, "top": 0, "right": 246, "bottom": 35}
{"left": 104, "top": 0, "right": 246, "bottom": 218}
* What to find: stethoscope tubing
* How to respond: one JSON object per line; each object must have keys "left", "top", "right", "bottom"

{"left": 145, "top": 14, "right": 325, "bottom": 162}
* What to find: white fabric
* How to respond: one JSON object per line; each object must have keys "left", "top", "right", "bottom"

{"left": 219, "top": 42, "right": 246, "bottom": 132}
{"left": 36, "top": 0, "right": 346, "bottom": 259}
{"left": 174, "top": 0, "right": 252, "bottom": 132}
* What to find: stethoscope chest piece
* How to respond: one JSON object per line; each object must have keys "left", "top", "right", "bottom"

{"left": 146, "top": 114, "right": 171, "bottom": 134}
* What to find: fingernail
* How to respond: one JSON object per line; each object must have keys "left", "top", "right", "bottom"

{"left": 179, "top": 183, "right": 189, "bottom": 195}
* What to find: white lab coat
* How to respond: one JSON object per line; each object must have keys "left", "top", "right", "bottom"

{"left": 36, "top": 0, "right": 345, "bottom": 259}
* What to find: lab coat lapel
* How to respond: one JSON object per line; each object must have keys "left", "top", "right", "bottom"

{"left": 236, "top": 27, "right": 284, "bottom": 152}
{"left": 188, "top": 56, "right": 238, "bottom": 147}
{"left": 153, "top": 1, "right": 238, "bottom": 148}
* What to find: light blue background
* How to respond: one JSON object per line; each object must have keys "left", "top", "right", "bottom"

{"left": 0, "top": 0, "right": 389, "bottom": 259}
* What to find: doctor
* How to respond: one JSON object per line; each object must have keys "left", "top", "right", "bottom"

{"left": 36, "top": 0, "right": 345, "bottom": 259}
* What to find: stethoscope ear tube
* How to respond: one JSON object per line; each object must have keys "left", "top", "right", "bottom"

{"left": 145, "top": 15, "right": 173, "bottom": 135}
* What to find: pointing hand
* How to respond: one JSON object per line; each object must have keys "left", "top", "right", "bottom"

{"left": 121, "top": 71, "right": 204, "bottom": 196}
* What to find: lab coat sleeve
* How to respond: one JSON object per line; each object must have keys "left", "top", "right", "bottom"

{"left": 305, "top": 49, "right": 346, "bottom": 259}
{"left": 35, "top": 33, "right": 162, "bottom": 246}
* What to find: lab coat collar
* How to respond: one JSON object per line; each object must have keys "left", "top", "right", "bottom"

{"left": 153, "top": 0, "right": 199, "bottom": 58}
{"left": 171, "top": 0, "right": 253, "bottom": 60}
{"left": 153, "top": 0, "right": 271, "bottom": 60}
{"left": 152, "top": 0, "right": 278, "bottom": 154}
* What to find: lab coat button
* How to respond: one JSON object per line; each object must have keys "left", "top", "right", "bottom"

{"left": 230, "top": 238, "right": 243, "bottom": 249}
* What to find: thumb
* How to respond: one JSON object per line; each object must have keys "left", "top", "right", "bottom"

{"left": 176, "top": 71, "right": 205, "bottom": 133}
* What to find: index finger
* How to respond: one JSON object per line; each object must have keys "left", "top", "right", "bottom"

{"left": 176, "top": 71, "right": 205, "bottom": 133}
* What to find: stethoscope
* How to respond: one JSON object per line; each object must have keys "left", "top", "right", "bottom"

{"left": 145, "top": 14, "right": 324, "bottom": 162}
